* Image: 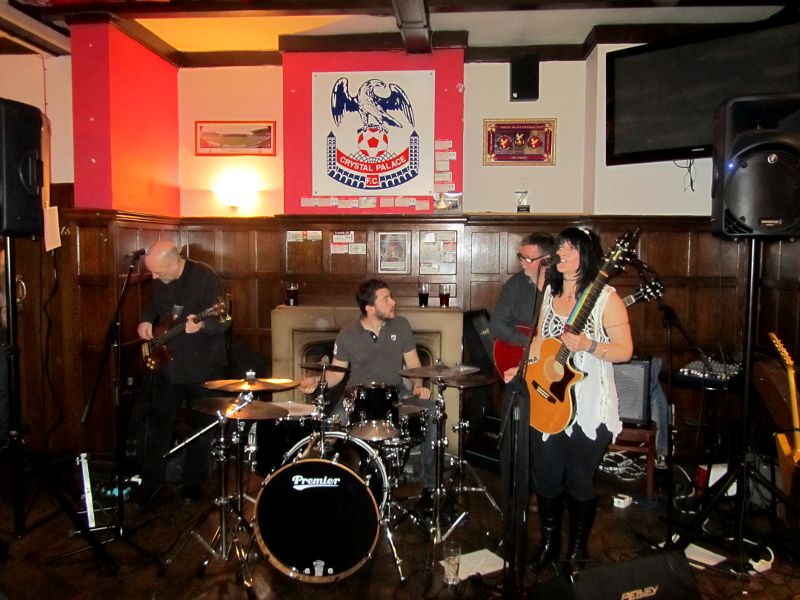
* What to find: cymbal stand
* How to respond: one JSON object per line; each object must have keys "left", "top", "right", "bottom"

{"left": 429, "top": 377, "right": 466, "bottom": 545}
{"left": 160, "top": 394, "right": 254, "bottom": 589}
{"left": 449, "top": 386, "right": 501, "bottom": 515}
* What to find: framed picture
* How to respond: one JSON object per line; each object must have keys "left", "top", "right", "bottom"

{"left": 377, "top": 232, "right": 411, "bottom": 274}
{"left": 483, "top": 118, "right": 556, "bottom": 166}
{"left": 195, "top": 121, "right": 276, "bottom": 156}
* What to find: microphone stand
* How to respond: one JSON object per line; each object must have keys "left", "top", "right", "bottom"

{"left": 657, "top": 300, "right": 677, "bottom": 549}
{"left": 68, "top": 251, "right": 159, "bottom": 566}
{"left": 496, "top": 257, "right": 548, "bottom": 598}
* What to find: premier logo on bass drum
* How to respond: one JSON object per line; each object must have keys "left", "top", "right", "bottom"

{"left": 291, "top": 474, "right": 341, "bottom": 491}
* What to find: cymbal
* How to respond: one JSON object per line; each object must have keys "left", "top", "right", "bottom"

{"left": 192, "top": 398, "right": 289, "bottom": 420}
{"left": 398, "top": 363, "right": 480, "bottom": 380}
{"left": 202, "top": 377, "right": 300, "bottom": 393}
{"left": 444, "top": 373, "right": 496, "bottom": 389}
{"left": 300, "top": 362, "right": 350, "bottom": 373}
{"left": 271, "top": 401, "right": 316, "bottom": 417}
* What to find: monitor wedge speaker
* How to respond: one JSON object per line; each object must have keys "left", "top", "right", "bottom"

{"left": 510, "top": 54, "right": 539, "bottom": 101}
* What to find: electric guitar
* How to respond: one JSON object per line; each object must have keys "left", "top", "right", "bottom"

{"left": 141, "top": 297, "right": 230, "bottom": 373}
{"left": 492, "top": 279, "right": 663, "bottom": 376}
{"left": 768, "top": 331, "right": 800, "bottom": 499}
{"left": 524, "top": 229, "right": 640, "bottom": 435}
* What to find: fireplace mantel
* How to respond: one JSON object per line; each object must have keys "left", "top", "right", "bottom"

{"left": 271, "top": 305, "right": 465, "bottom": 448}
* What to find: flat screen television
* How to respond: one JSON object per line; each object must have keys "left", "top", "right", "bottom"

{"left": 606, "top": 20, "right": 800, "bottom": 166}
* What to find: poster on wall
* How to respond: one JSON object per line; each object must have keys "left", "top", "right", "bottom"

{"left": 312, "top": 71, "right": 435, "bottom": 197}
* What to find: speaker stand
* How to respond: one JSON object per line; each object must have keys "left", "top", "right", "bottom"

{"left": 2, "top": 237, "right": 118, "bottom": 573}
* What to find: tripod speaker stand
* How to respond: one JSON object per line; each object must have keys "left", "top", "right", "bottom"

{"left": 2, "top": 237, "right": 118, "bottom": 573}
{"left": 671, "top": 239, "right": 778, "bottom": 574}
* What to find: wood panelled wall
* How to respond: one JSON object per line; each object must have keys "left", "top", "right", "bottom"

{"left": 13, "top": 209, "right": 800, "bottom": 457}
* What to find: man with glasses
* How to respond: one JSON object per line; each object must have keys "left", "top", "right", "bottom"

{"left": 490, "top": 232, "right": 555, "bottom": 355}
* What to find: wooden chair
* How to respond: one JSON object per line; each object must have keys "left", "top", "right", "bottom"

{"left": 608, "top": 424, "right": 657, "bottom": 497}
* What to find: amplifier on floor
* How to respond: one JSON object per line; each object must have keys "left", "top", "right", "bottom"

{"left": 613, "top": 358, "right": 651, "bottom": 425}
{"left": 530, "top": 551, "right": 699, "bottom": 599}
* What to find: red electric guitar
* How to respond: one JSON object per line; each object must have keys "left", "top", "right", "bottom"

{"left": 492, "top": 279, "right": 663, "bottom": 377}
{"left": 523, "top": 229, "right": 640, "bottom": 435}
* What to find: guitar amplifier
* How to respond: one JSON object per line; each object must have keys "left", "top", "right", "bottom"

{"left": 613, "top": 358, "right": 651, "bottom": 425}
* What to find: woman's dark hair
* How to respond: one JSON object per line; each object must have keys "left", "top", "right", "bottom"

{"left": 546, "top": 227, "right": 604, "bottom": 297}
{"left": 356, "top": 278, "right": 389, "bottom": 316}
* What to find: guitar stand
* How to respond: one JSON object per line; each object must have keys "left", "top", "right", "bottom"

{"left": 159, "top": 399, "right": 255, "bottom": 589}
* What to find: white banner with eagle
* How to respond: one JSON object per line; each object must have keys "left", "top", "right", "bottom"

{"left": 312, "top": 70, "right": 435, "bottom": 197}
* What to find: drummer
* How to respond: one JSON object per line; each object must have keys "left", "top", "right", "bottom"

{"left": 299, "top": 278, "right": 437, "bottom": 501}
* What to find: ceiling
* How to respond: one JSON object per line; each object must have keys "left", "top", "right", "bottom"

{"left": 0, "top": 0, "right": 793, "bottom": 66}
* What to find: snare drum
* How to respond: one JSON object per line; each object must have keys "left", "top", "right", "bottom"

{"left": 254, "top": 431, "right": 388, "bottom": 583}
{"left": 344, "top": 383, "right": 400, "bottom": 441}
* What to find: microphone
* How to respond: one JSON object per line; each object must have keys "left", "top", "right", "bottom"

{"left": 126, "top": 248, "right": 148, "bottom": 260}
{"left": 542, "top": 253, "right": 559, "bottom": 266}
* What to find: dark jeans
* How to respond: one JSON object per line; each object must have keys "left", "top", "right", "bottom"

{"left": 530, "top": 423, "right": 612, "bottom": 500}
{"left": 139, "top": 372, "right": 222, "bottom": 492}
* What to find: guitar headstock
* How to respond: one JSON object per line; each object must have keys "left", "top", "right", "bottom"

{"left": 213, "top": 295, "right": 232, "bottom": 321}
{"left": 769, "top": 331, "right": 795, "bottom": 370}
{"left": 640, "top": 280, "right": 664, "bottom": 301}
{"left": 603, "top": 228, "right": 641, "bottom": 276}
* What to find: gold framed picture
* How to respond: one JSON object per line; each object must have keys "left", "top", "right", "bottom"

{"left": 483, "top": 118, "right": 556, "bottom": 166}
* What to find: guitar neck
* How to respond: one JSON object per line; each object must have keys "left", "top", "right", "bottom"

{"left": 150, "top": 307, "right": 215, "bottom": 349}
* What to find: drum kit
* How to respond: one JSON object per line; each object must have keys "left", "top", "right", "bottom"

{"left": 160, "top": 360, "right": 496, "bottom": 587}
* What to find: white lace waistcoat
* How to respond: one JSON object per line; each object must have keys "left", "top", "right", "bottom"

{"left": 539, "top": 285, "right": 622, "bottom": 442}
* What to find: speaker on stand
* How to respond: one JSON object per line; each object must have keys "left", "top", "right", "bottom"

{"left": 510, "top": 54, "right": 539, "bottom": 102}
{"left": 676, "top": 93, "right": 800, "bottom": 573}
{"left": 711, "top": 93, "right": 800, "bottom": 237}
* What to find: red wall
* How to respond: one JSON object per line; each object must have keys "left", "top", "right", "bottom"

{"left": 283, "top": 49, "right": 465, "bottom": 214}
{"left": 71, "top": 23, "right": 180, "bottom": 215}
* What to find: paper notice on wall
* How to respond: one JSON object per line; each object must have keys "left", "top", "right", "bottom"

{"left": 358, "top": 197, "right": 377, "bottom": 208}
{"left": 395, "top": 197, "right": 415, "bottom": 207}
{"left": 415, "top": 199, "right": 430, "bottom": 211}
{"left": 300, "top": 197, "right": 317, "bottom": 207}
{"left": 332, "top": 231, "right": 354, "bottom": 243}
{"left": 435, "top": 160, "right": 450, "bottom": 171}
{"left": 349, "top": 243, "right": 367, "bottom": 254}
{"left": 287, "top": 230, "right": 323, "bottom": 242}
{"left": 434, "top": 171, "right": 452, "bottom": 183}
{"left": 435, "top": 151, "right": 457, "bottom": 161}
{"left": 44, "top": 206, "right": 61, "bottom": 252}
{"left": 330, "top": 242, "right": 349, "bottom": 254}
{"left": 434, "top": 139, "right": 453, "bottom": 150}
{"left": 338, "top": 198, "right": 358, "bottom": 208}
{"left": 434, "top": 183, "right": 456, "bottom": 192}
{"left": 380, "top": 197, "right": 396, "bottom": 207}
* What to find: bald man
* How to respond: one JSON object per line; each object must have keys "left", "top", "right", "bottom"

{"left": 133, "top": 241, "right": 230, "bottom": 508}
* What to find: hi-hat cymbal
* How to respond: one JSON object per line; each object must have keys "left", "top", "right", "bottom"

{"left": 202, "top": 377, "right": 300, "bottom": 393}
{"left": 300, "top": 362, "right": 350, "bottom": 373}
{"left": 444, "top": 373, "right": 496, "bottom": 389}
{"left": 192, "top": 398, "right": 289, "bottom": 420}
{"left": 399, "top": 363, "right": 480, "bottom": 380}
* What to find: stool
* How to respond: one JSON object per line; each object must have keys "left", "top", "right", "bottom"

{"left": 608, "top": 424, "right": 657, "bottom": 497}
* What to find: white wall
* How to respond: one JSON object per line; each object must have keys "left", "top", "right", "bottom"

{"left": 463, "top": 61, "right": 587, "bottom": 214}
{"left": 178, "top": 66, "right": 284, "bottom": 217}
{"left": 0, "top": 55, "right": 73, "bottom": 183}
{"left": 462, "top": 50, "right": 713, "bottom": 217}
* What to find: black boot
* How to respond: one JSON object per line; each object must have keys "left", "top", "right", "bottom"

{"left": 565, "top": 496, "right": 597, "bottom": 575}
{"left": 529, "top": 493, "right": 564, "bottom": 572}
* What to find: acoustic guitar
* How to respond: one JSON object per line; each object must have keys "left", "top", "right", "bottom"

{"left": 524, "top": 229, "right": 640, "bottom": 435}
{"left": 492, "top": 280, "right": 663, "bottom": 376}
{"left": 768, "top": 331, "right": 800, "bottom": 499}
{"left": 141, "top": 296, "right": 230, "bottom": 373}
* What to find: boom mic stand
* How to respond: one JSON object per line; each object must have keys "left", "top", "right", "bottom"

{"left": 2, "top": 237, "right": 117, "bottom": 573}
{"left": 73, "top": 250, "right": 158, "bottom": 565}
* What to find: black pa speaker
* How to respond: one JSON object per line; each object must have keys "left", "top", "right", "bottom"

{"left": 571, "top": 551, "right": 700, "bottom": 600}
{"left": 613, "top": 358, "right": 650, "bottom": 425}
{"left": 510, "top": 54, "right": 539, "bottom": 101}
{"left": 712, "top": 93, "right": 800, "bottom": 238}
{"left": 0, "top": 97, "right": 47, "bottom": 237}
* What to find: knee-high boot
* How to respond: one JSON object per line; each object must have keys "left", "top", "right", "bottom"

{"left": 565, "top": 496, "right": 597, "bottom": 574}
{"left": 529, "top": 493, "right": 563, "bottom": 571}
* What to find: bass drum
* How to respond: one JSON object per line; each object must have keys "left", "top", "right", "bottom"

{"left": 254, "top": 432, "right": 388, "bottom": 583}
